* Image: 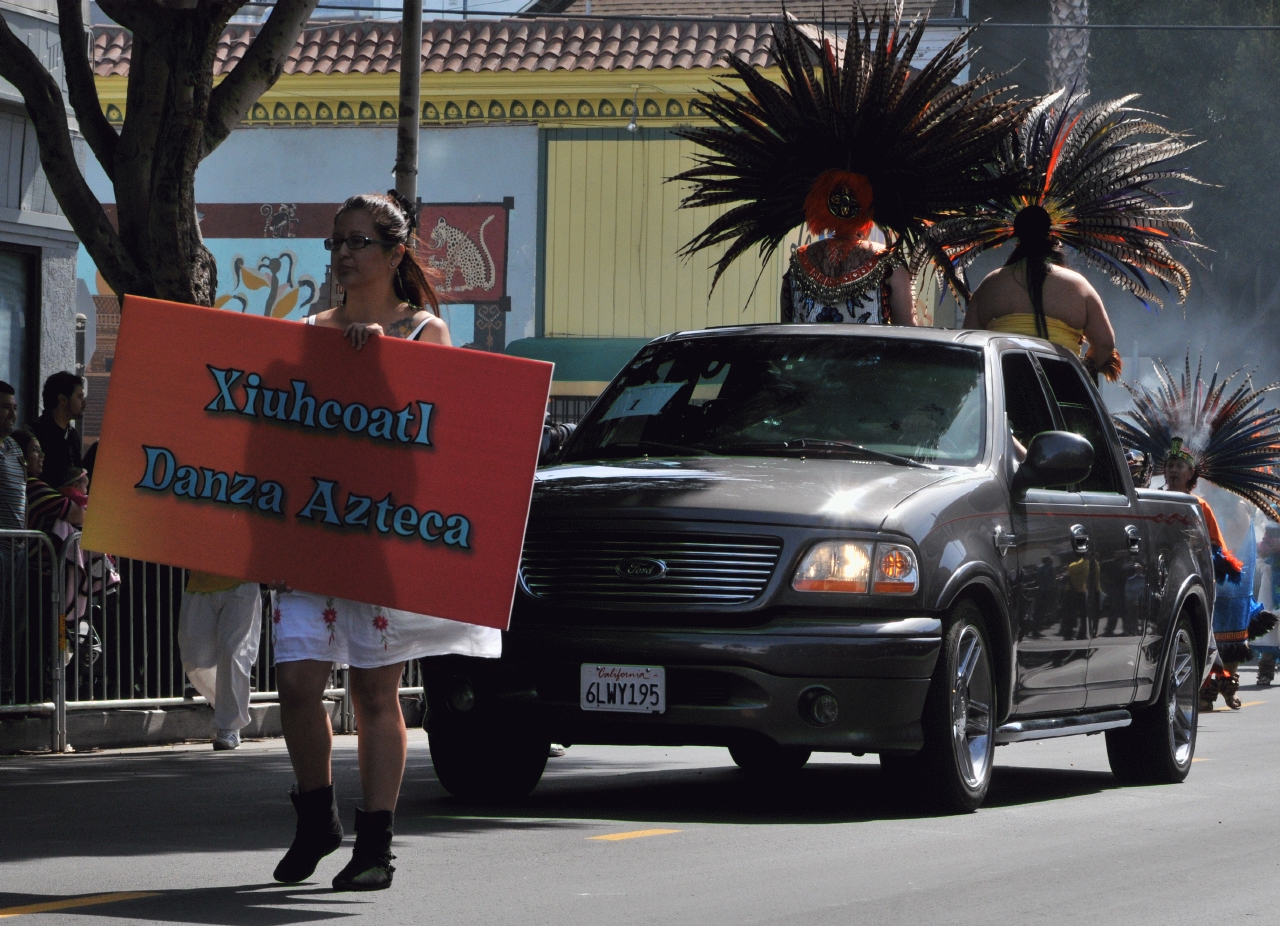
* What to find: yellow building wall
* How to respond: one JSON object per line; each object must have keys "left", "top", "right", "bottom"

{"left": 542, "top": 128, "right": 789, "bottom": 339}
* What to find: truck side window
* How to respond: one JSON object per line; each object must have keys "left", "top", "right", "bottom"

{"left": 1000, "top": 352, "right": 1057, "bottom": 450}
{"left": 1037, "top": 355, "right": 1124, "bottom": 494}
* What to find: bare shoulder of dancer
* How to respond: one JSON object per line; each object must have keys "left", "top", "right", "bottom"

{"left": 963, "top": 267, "right": 1016, "bottom": 329}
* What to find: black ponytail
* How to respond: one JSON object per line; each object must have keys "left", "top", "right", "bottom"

{"left": 1004, "top": 205, "right": 1064, "bottom": 339}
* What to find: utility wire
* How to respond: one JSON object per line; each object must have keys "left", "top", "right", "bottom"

{"left": 230, "top": 3, "right": 1280, "bottom": 30}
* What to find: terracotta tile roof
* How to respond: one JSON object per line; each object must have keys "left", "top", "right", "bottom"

{"left": 91, "top": 17, "right": 782, "bottom": 77}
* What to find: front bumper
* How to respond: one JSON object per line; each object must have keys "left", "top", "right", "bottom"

{"left": 421, "top": 616, "right": 942, "bottom": 754}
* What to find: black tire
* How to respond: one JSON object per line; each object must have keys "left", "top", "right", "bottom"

{"left": 728, "top": 741, "right": 811, "bottom": 777}
{"left": 1106, "top": 613, "right": 1199, "bottom": 785}
{"left": 894, "top": 598, "right": 996, "bottom": 813}
{"left": 427, "top": 718, "right": 550, "bottom": 801}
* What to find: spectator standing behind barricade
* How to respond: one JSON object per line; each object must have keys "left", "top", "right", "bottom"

{"left": 10, "top": 430, "right": 84, "bottom": 534}
{"left": 178, "top": 573, "right": 263, "bottom": 751}
{"left": 31, "top": 371, "right": 85, "bottom": 490}
{"left": 0, "top": 383, "right": 24, "bottom": 703}
{"left": 58, "top": 467, "right": 90, "bottom": 515}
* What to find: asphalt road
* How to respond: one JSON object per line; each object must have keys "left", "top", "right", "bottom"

{"left": 3, "top": 671, "right": 1279, "bottom": 926}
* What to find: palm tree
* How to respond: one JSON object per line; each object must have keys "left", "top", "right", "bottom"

{"left": 1048, "top": 0, "right": 1090, "bottom": 93}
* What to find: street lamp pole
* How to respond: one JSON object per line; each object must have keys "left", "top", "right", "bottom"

{"left": 395, "top": 0, "right": 423, "bottom": 206}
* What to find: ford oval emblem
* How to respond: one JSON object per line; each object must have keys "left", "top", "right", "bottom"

{"left": 616, "top": 557, "right": 668, "bottom": 581}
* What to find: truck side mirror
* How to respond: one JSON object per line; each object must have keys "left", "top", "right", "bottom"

{"left": 1012, "top": 430, "right": 1094, "bottom": 496}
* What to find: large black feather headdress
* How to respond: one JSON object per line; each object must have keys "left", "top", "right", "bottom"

{"left": 1114, "top": 354, "right": 1280, "bottom": 521}
{"left": 928, "top": 89, "right": 1204, "bottom": 307}
{"left": 672, "top": 4, "right": 1026, "bottom": 292}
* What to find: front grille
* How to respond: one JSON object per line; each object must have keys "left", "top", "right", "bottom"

{"left": 520, "top": 532, "right": 783, "bottom": 608}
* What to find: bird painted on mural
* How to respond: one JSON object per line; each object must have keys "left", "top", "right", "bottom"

{"left": 216, "top": 252, "right": 316, "bottom": 318}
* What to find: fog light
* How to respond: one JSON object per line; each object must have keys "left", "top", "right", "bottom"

{"left": 799, "top": 687, "right": 839, "bottom": 726}
{"left": 448, "top": 678, "right": 475, "bottom": 713}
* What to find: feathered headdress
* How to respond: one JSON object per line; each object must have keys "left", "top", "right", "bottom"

{"left": 928, "top": 89, "right": 1204, "bottom": 307}
{"left": 1113, "top": 354, "right": 1280, "bottom": 522}
{"left": 672, "top": 4, "right": 1026, "bottom": 293}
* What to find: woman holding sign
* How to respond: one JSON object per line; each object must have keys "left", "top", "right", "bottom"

{"left": 271, "top": 193, "right": 500, "bottom": 892}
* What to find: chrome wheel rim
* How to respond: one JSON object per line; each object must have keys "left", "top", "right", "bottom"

{"left": 950, "top": 624, "right": 994, "bottom": 790}
{"left": 1167, "top": 627, "right": 1197, "bottom": 768}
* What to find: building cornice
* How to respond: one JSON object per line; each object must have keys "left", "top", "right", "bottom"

{"left": 94, "top": 66, "right": 778, "bottom": 129}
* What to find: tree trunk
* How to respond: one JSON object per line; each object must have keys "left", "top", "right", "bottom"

{"left": 1048, "top": 0, "right": 1089, "bottom": 94}
{"left": 0, "top": 1, "right": 319, "bottom": 307}
{"left": 111, "top": 15, "right": 227, "bottom": 305}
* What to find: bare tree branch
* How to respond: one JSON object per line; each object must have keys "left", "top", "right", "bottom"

{"left": 56, "top": 0, "right": 118, "bottom": 181}
{"left": 0, "top": 13, "right": 143, "bottom": 296}
{"left": 201, "top": 0, "right": 319, "bottom": 159}
{"left": 114, "top": 31, "right": 170, "bottom": 253}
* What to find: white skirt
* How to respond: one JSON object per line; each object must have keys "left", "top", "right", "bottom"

{"left": 271, "top": 590, "right": 501, "bottom": 669}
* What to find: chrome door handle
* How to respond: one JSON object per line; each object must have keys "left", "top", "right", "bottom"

{"left": 994, "top": 527, "right": 1016, "bottom": 556}
{"left": 1125, "top": 525, "right": 1141, "bottom": 554}
{"left": 1070, "top": 524, "right": 1090, "bottom": 553}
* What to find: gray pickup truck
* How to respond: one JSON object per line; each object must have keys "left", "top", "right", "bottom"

{"left": 421, "top": 325, "right": 1213, "bottom": 812}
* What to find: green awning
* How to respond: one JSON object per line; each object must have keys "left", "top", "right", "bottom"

{"left": 505, "top": 337, "right": 652, "bottom": 394}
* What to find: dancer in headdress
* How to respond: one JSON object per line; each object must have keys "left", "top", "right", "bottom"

{"left": 1114, "top": 356, "right": 1280, "bottom": 710}
{"left": 672, "top": 4, "right": 1025, "bottom": 325}
{"left": 939, "top": 90, "right": 1203, "bottom": 381}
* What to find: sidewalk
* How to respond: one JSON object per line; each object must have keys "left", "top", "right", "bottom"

{"left": 0, "top": 693, "right": 425, "bottom": 753}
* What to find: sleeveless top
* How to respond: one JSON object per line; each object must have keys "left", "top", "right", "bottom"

{"left": 305, "top": 313, "right": 433, "bottom": 341}
{"left": 985, "top": 313, "right": 1084, "bottom": 350}
{"left": 780, "top": 242, "right": 892, "bottom": 325}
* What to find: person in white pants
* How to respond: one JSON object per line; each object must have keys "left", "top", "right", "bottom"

{"left": 178, "top": 573, "right": 263, "bottom": 749}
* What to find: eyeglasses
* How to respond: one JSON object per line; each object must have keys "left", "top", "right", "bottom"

{"left": 323, "top": 236, "right": 393, "bottom": 251}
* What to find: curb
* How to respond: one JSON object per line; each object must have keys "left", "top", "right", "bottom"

{"left": 1, "top": 694, "right": 425, "bottom": 753}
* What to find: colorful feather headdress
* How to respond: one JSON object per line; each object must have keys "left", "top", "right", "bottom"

{"left": 1113, "top": 354, "right": 1280, "bottom": 521}
{"left": 928, "top": 89, "right": 1204, "bottom": 307}
{"left": 671, "top": 3, "right": 1026, "bottom": 294}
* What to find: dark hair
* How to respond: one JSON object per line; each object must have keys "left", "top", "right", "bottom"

{"left": 41, "top": 371, "right": 84, "bottom": 414}
{"left": 10, "top": 427, "right": 35, "bottom": 456}
{"left": 0, "top": 381, "right": 13, "bottom": 397}
{"left": 334, "top": 193, "right": 440, "bottom": 313}
{"left": 1004, "top": 205, "right": 1066, "bottom": 340}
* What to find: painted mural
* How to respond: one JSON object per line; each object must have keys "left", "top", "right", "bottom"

{"left": 77, "top": 200, "right": 513, "bottom": 340}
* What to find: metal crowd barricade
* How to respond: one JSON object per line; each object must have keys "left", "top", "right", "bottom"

{"left": 0, "top": 529, "right": 66, "bottom": 752}
{"left": 2, "top": 531, "right": 427, "bottom": 751}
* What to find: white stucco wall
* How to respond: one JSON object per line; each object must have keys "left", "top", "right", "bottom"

{"left": 81, "top": 123, "right": 539, "bottom": 344}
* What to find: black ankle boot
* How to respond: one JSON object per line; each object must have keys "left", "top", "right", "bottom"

{"left": 331, "top": 809, "right": 396, "bottom": 892}
{"left": 273, "top": 784, "right": 344, "bottom": 883}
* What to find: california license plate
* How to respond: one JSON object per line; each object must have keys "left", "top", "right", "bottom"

{"left": 580, "top": 664, "right": 666, "bottom": 714}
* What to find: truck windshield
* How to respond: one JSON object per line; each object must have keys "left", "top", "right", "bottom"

{"left": 563, "top": 335, "right": 986, "bottom": 466}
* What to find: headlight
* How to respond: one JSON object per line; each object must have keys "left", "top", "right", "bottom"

{"left": 792, "top": 541, "right": 919, "bottom": 595}
{"left": 872, "top": 543, "right": 919, "bottom": 595}
{"left": 792, "top": 542, "right": 872, "bottom": 593}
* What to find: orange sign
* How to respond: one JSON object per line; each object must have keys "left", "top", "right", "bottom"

{"left": 82, "top": 296, "right": 552, "bottom": 629}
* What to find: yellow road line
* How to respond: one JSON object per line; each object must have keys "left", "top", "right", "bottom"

{"left": 1192, "top": 757, "right": 1212, "bottom": 762}
{"left": 588, "top": 828, "right": 681, "bottom": 842}
{"left": 1204, "top": 700, "right": 1266, "bottom": 713}
{"left": 0, "top": 892, "right": 159, "bottom": 918}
